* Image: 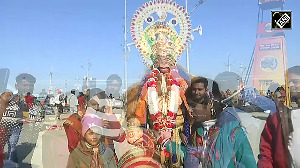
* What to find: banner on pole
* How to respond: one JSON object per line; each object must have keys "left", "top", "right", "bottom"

{"left": 252, "top": 36, "right": 288, "bottom": 92}
{"left": 259, "top": 0, "right": 284, "bottom": 5}
{"left": 258, "top": 0, "right": 284, "bottom": 9}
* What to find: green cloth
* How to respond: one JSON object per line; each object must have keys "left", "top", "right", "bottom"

{"left": 180, "top": 120, "right": 257, "bottom": 167}
{"left": 206, "top": 121, "right": 257, "bottom": 167}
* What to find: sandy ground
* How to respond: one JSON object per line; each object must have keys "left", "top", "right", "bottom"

{"left": 4, "top": 110, "right": 69, "bottom": 168}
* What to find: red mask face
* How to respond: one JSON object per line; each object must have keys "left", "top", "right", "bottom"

{"left": 158, "top": 61, "right": 170, "bottom": 74}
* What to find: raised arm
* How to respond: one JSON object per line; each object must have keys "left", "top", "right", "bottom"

{"left": 0, "top": 91, "right": 12, "bottom": 121}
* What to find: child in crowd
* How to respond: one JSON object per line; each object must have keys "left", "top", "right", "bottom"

{"left": 67, "top": 114, "right": 116, "bottom": 168}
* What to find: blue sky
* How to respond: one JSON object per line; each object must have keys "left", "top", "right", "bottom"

{"left": 0, "top": 0, "right": 299, "bottom": 94}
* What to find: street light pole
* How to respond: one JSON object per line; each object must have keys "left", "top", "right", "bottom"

{"left": 86, "top": 66, "right": 88, "bottom": 89}
{"left": 48, "top": 66, "right": 53, "bottom": 95}
{"left": 186, "top": 0, "right": 207, "bottom": 73}
{"left": 65, "top": 80, "right": 67, "bottom": 93}
{"left": 87, "top": 60, "right": 91, "bottom": 89}
{"left": 81, "top": 60, "right": 91, "bottom": 90}
{"left": 124, "top": 0, "right": 128, "bottom": 102}
{"left": 189, "top": 0, "right": 206, "bottom": 15}
{"left": 185, "top": 0, "right": 190, "bottom": 73}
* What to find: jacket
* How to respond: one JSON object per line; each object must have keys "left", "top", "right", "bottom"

{"left": 258, "top": 106, "right": 291, "bottom": 168}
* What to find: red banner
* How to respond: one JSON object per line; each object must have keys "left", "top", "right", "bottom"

{"left": 252, "top": 36, "right": 288, "bottom": 91}
{"left": 257, "top": 22, "right": 285, "bottom": 36}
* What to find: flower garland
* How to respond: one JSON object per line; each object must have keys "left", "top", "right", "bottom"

{"left": 138, "top": 66, "right": 191, "bottom": 162}
{"left": 144, "top": 67, "right": 182, "bottom": 133}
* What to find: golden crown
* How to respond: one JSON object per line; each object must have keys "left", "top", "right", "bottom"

{"left": 131, "top": 0, "right": 192, "bottom": 68}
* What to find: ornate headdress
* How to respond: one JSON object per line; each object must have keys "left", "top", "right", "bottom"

{"left": 131, "top": 0, "right": 192, "bottom": 68}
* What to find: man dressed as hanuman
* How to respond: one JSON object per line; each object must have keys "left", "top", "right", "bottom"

{"left": 128, "top": 0, "right": 193, "bottom": 167}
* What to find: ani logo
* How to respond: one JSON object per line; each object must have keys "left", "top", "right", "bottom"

{"left": 272, "top": 11, "right": 292, "bottom": 29}
{"left": 260, "top": 56, "right": 278, "bottom": 71}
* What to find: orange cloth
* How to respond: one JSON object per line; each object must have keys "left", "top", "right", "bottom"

{"left": 135, "top": 99, "right": 147, "bottom": 124}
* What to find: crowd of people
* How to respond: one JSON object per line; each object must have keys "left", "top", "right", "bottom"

{"left": 0, "top": 64, "right": 299, "bottom": 168}
{"left": 0, "top": 65, "right": 299, "bottom": 167}
{"left": 1, "top": 0, "right": 299, "bottom": 167}
{"left": 0, "top": 60, "right": 299, "bottom": 168}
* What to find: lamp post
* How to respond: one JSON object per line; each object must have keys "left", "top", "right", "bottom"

{"left": 124, "top": 0, "right": 128, "bottom": 103}
{"left": 48, "top": 66, "right": 53, "bottom": 95}
{"left": 186, "top": 0, "right": 206, "bottom": 73}
{"left": 81, "top": 60, "right": 91, "bottom": 90}
{"left": 124, "top": 0, "right": 137, "bottom": 103}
